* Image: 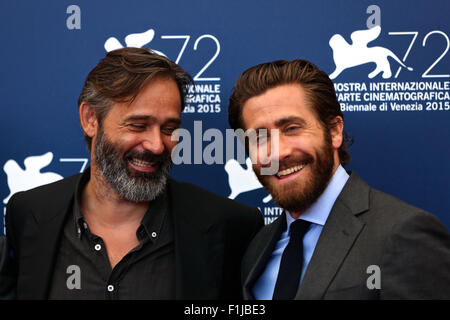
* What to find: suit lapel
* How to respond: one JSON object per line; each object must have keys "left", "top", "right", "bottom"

{"left": 295, "top": 199, "right": 364, "bottom": 299}
{"left": 242, "top": 213, "right": 286, "bottom": 299}
{"left": 168, "top": 179, "right": 224, "bottom": 299}
{"left": 295, "top": 172, "right": 369, "bottom": 299}
{"left": 17, "top": 187, "right": 74, "bottom": 299}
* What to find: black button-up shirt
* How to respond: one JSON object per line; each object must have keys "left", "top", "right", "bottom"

{"left": 48, "top": 170, "right": 175, "bottom": 299}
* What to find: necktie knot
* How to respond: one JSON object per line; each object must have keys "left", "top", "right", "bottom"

{"left": 289, "top": 219, "right": 311, "bottom": 239}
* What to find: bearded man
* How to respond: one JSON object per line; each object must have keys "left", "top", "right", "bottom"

{"left": 1, "top": 48, "right": 263, "bottom": 299}
{"left": 228, "top": 59, "right": 450, "bottom": 300}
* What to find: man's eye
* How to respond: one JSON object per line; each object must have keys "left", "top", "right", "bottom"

{"left": 129, "top": 124, "right": 146, "bottom": 130}
{"left": 162, "top": 127, "right": 178, "bottom": 135}
{"left": 284, "top": 125, "right": 300, "bottom": 133}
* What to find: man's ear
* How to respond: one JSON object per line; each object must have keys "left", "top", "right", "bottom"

{"left": 79, "top": 102, "right": 98, "bottom": 139}
{"left": 329, "top": 116, "right": 344, "bottom": 150}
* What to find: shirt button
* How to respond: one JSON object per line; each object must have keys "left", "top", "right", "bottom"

{"left": 107, "top": 285, "right": 114, "bottom": 292}
{"left": 83, "top": 222, "right": 88, "bottom": 229}
{"left": 94, "top": 244, "right": 102, "bottom": 251}
{"left": 151, "top": 232, "right": 157, "bottom": 238}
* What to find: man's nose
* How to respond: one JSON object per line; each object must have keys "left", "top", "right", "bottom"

{"left": 141, "top": 128, "right": 165, "bottom": 154}
{"left": 275, "top": 135, "right": 293, "bottom": 163}
{"left": 256, "top": 131, "right": 288, "bottom": 175}
{"left": 258, "top": 131, "right": 291, "bottom": 165}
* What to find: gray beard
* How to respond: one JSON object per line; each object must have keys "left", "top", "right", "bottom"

{"left": 94, "top": 128, "right": 171, "bottom": 202}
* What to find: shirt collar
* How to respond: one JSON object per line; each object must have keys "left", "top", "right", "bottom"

{"left": 72, "top": 167, "right": 169, "bottom": 243}
{"left": 73, "top": 168, "right": 90, "bottom": 238}
{"left": 138, "top": 190, "right": 169, "bottom": 243}
{"left": 286, "top": 165, "right": 349, "bottom": 228}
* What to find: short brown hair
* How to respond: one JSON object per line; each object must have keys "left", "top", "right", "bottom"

{"left": 78, "top": 47, "right": 193, "bottom": 151}
{"left": 228, "top": 59, "right": 352, "bottom": 166}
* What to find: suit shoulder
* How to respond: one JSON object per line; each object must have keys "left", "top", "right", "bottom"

{"left": 359, "top": 186, "right": 448, "bottom": 243}
{"left": 345, "top": 172, "right": 437, "bottom": 225}
{"left": 6, "top": 173, "right": 80, "bottom": 211}
{"left": 369, "top": 187, "right": 433, "bottom": 221}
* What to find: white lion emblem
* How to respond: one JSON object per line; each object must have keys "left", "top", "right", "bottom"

{"left": 104, "top": 28, "right": 166, "bottom": 56}
{"left": 224, "top": 157, "right": 272, "bottom": 203}
{"left": 329, "top": 25, "right": 413, "bottom": 79}
{"left": 3, "top": 152, "right": 63, "bottom": 204}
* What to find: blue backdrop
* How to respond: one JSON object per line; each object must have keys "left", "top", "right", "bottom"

{"left": 1, "top": 0, "right": 449, "bottom": 234}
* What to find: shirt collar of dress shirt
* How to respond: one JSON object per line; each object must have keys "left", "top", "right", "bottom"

{"left": 286, "top": 165, "right": 350, "bottom": 229}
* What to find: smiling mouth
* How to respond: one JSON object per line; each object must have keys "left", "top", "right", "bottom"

{"left": 128, "top": 158, "right": 158, "bottom": 170}
{"left": 276, "top": 163, "right": 307, "bottom": 179}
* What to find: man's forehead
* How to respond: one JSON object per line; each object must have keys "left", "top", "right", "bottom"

{"left": 241, "top": 84, "right": 316, "bottom": 125}
{"left": 104, "top": 100, "right": 181, "bottom": 125}
{"left": 251, "top": 115, "right": 309, "bottom": 132}
{"left": 242, "top": 103, "right": 315, "bottom": 130}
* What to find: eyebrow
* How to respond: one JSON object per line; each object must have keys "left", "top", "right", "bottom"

{"left": 124, "top": 115, "right": 155, "bottom": 122}
{"left": 274, "top": 116, "right": 307, "bottom": 128}
{"left": 124, "top": 115, "right": 181, "bottom": 125}
{"left": 255, "top": 116, "right": 307, "bottom": 131}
